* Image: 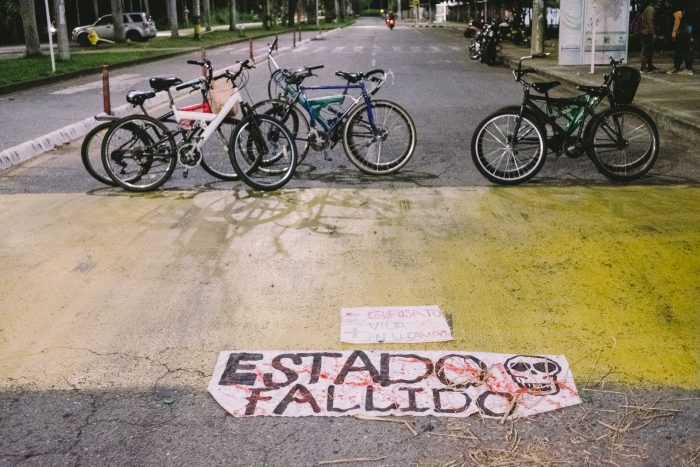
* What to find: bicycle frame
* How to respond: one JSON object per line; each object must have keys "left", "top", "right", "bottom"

{"left": 520, "top": 91, "right": 606, "bottom": 145}
{"left": 285, "top": 81, "right": 374, "bottom": 137}
{"left": 168, "top": 91, "right": 241, "bottom": 152}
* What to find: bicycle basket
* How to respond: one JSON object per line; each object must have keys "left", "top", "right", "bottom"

{"left": 210, "top": 80, "right": 238, "bottom": 116}
{"left": 611, "top": 66, "right": 641, "bottom": 105}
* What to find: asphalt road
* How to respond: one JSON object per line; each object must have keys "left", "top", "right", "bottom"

{"left": 1, "top": 17, "right": 699, "bottom": 466}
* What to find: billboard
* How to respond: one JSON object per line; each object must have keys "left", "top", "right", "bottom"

{"left": 559, "top": 0, "right": 630, "bottom": 65}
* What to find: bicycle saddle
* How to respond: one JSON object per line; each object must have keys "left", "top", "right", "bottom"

{"left": 126, "top": 90, "right": 156, "bottom": 106}
{"left": 576, "top": 84, "right": 607, "bottom": 96}
{"left": 284, "top": 69, "right": 311, "bottom": 85}
{"left": 532, "top": 81, "right": 560, "bottom": 93}
{"left": 149, "top": 77, "right": 183, "bottom": 92}
{"left": 335, "top": 71, "right": 362, "bottom": 83}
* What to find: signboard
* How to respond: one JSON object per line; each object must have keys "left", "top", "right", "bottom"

{"left": 340, "top": 306, "right": 453, "bottom": 344}
{"left": 559, "top": 0, "right": 629, "bottom": 65}
{"left": 208, "top": 350, "right": 581, "bottom": 418}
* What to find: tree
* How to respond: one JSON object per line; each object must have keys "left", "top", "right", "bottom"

{"left": 531, "top": 0, "right": 545, "bottom": 55}
{"left": 167, "top": 0, "right": 179, "bottom": 38}
{"left": 110, "top": 0, "right": 125, "bottom": 42}
{"left": 286, "top": 0, "right": 299, "bottom": 26}
{"left": 53, "top": 0, "right": 70, "bottom": 59}
{"left": 203, "top": 0, "right": 212, "bottom": 31}
{"left": 193, "top": 0, "right": 201, "bottom": 39}
{"left": 229, "top": 0, "right": 238, "bottom": 31}
{"left": 19, "top": 0, "right": 41, "bottom": 57}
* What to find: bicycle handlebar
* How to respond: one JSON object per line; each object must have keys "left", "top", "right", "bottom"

{"left": 214, "top": 59, "right": 255, "bottom": 85}
{"left": 175, "top": 77, "right": 205, "bottom": 91}
{"left": 186, "top": 58, "right": 214, "bottom": 83}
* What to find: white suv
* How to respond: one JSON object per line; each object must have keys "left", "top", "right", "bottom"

{"left": 72, "top": 12, "right": 157, "bottom": 45}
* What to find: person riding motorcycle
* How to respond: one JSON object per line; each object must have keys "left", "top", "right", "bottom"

{"left": 387, "top": 11, "right": 396, "bottom": 29}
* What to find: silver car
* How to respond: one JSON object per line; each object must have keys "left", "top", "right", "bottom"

{"left": 72, "top": 12, "right": 157, "bottom": 45}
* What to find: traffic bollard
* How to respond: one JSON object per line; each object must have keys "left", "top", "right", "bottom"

{"left": 249, "top": 36, "right": 253, "bottom": 61}
{"left": 101, "top": 65, "right": 111, "bottom": 115}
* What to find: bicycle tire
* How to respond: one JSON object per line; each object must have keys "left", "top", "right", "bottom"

{"left": 251, "top": 99, "right": 311, "bottom": 162}
{"left": 101, "top": 115, "right": 178, "bottom": 192}
{"left": 200, "top": 118, "right": 239, "bottom": 181}
{"left": 585, "top": 105, "right": 659, "bottom": 181}
{"left": 267, "top": 69, "right": 287, "bottom": 100}
{"left": 342, "top": 99, "right": 417, "bottom": 175}
{"left": 471, "top": 109, "right": 547, "bottom": 185}
{"left": 81, "top": 121, "right": 117, "bottom": 186}
{"left": 229, "top": 114, "right": 298, "bottom": 191}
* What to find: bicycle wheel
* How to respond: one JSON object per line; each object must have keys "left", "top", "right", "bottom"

{"left": 101, "top": 115, "right": 177, "bottom": 192}
{"left": 342, "top": 99, "right": 417, "bottom": 175}
{"left": 471, "top": 110, "right": 547, "bottom": 185}
{"left": 229, "top": 114, "right": 298, "bottom": 191}
{"left": 585, "top": 105, "right": 659, "bottom": 181}
{"left": 200, "top": 118, "right": 239, "bottom": 181}
{"left": 251, "top": 99, "right": 311, "bottom": 162}
{"left": 81, "top": 121, "right": 116, "bottom": 186}
{"left": 267, "top": 69, "right": 287, "bottom": 100}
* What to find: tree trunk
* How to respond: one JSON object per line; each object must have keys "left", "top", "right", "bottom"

{"left": 193, "top": 0, "right": 201, "bottom": 39}
{"left": 531, "top": 0, "right": 545, "bottom": 55}
{"left": 167, "top": 0, "right": 179, "bottom": 38}
{"left": 53, "top": 0, "right": 70, "bottom": 60}
{"left": 19, "top": 0, "right": 41, "bottom": 57}
{"left": 203, "top": 0, "right": 211, "bottom": 31}
{"left": 111, "top": 0, "right": 125, "bottom": 42}
{"left": 229, "top": 0, "right": 237, "bottom": 32}
{"left": 287, "top": 0, "right": 299, "bottom": 27}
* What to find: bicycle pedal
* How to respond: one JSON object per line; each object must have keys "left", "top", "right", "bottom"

{"left": 323, "top": 152, "right": 333, "bottom": 162}
{"left": 183, "top": 169, "right": 189, "bottom": 179}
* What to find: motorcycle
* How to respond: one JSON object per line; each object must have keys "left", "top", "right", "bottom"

{"left": 498, "top": 18, "right": 529, "bottom": 46}
{"left": 463, "top": 18, "right": 485, "bottom": 39}
{"left": 387, "top": 17, "right": 395, "bottom": 30}
{"left": 469, "top": 20, "right": 501, "bottom": 65}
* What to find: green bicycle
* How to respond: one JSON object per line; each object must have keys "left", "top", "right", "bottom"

{"left": 471, "top": 55, "right": 660, "bottom": 184}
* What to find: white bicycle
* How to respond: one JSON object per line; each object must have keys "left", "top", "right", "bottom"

{"left": 101, "top": 60, "right": 298, "bottom": 192}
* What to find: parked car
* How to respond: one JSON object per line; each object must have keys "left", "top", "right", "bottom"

{"left": 71, "top": 12, "right": 156, "bottom": 45}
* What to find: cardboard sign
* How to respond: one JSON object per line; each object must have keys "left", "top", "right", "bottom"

{"left": 208, "top": 351, "right": 581, "bottom": 418}
{"left": 340, "top": 306, "right": 453, "bottom": 344}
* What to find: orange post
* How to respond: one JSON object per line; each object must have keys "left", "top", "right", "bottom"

{"left": 293, "top": 30, "right": 296, "bottom": 48}
{"left": 249, "top": 36, "right": 254, "bottom": 61}
{"left": 101, "top": 65, "right": 111, "bottom": 115}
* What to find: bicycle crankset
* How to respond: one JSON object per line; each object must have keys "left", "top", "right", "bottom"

{"left": 178, "top": 143, "right": 202, "bottom": 168}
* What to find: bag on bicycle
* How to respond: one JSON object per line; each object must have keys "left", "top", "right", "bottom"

{"left": 612, "top": 66, "right": 641, "bottom": 105}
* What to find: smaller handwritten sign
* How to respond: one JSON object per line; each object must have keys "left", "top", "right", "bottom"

{"left": 340, "top": 305, "right": 453, "bottom": 344}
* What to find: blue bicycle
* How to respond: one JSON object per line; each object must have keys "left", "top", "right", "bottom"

{"left": 252, "top": 65, "right": 417, "bottom": 175}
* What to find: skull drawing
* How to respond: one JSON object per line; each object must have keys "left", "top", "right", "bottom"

{"left": 504, "top": 355, "right": 562, "bottom": 396}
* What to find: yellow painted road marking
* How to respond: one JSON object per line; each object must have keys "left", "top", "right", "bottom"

{"left": 0, "top": 186, "right": 697, "bottom": 389}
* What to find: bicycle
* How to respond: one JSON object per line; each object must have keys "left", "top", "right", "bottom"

{"left": 81, "top": 58, "right": 239, "bottom": 187}
{"left": 101, "top": 60, "right": 298, "bottom": 192}
{"left": 253, "top": 64, "right": 415, "bottom": 175}
{"left": 471, "top": 55, "right": 660, "bottom": 184}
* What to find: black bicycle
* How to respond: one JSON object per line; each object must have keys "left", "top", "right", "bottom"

{"left": 471, "top": 55, "right": 659, "bottom": 184}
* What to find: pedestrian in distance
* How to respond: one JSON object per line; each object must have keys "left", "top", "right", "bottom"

{"left": 640, "top": 1, "right": 660, "bottom": 73}
{"left": 666, "top": 0, "right": 695, "bottom": 75}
